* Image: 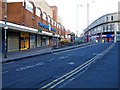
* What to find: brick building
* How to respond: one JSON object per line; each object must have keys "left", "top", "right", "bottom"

{"left": 0, "top": 0, "right": 66, "bottom": 53}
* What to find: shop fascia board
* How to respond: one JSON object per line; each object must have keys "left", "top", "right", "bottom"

{"left": 0, "top": 20, "right": 38, "bottom": 33}
{"left": 0, "top": 21, "right": 59, "bottom": 38}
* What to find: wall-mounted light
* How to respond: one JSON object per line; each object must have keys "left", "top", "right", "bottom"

{"left": 32, "top": 16, "right": 34, "bottom": 20}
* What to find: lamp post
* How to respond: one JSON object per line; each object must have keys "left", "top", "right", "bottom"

{"left": 4, "top": 0, "right": 8, "bottom": 58}
{"left": 86, "top": 1, "right": 95, "bottom": 42}
{"left": 76, "top": 5, "right": 82, "bottom": 39}
{"left": 114, "top": 7, "right": 119, "bottom": 43}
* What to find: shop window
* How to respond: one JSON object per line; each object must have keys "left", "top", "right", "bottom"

{"left": 36, "top": 7, "right": 41, "bottom": 17}
{"left": 43, "top": 12, "right": 47, "bottom": 21}
{"left": 30, "top": 34, "right": 36, "bottom": 48}
{"left": 20, "top": 32, "right": 29, "bottom": 50}
{"left": 25, "top": 0, "right": 33, "bottom": 13}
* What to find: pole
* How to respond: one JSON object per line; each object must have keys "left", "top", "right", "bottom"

{"left": 87, "top": 3, "right": 89, "bottom": 42}
{"left": 114, "top": 23, "right": 118, "bottom": 43}
{"left": 76, "top": 5, "right": 78, "bottom": 38}
{"left": 4, "top": 0, "right": 7, "bottom": 58}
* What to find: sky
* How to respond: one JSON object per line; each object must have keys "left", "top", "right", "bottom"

{"left": 45, "top": 0, "right": 120, "bottom": 35}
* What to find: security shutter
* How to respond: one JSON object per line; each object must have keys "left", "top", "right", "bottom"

{"left": 8, "top": 31, "right": 19, "bottom": 52}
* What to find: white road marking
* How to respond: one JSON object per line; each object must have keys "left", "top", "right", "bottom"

{"left": 59, "top": 56, "right": 69, "bottom": 60}
{"left": 0, "top": 71, "right": 8, "bottom": 75}
{"left": 48, "top": 59, "right": 55, "bottom": 62}
{"left": 68, "top": 62, "right": 74, "bottom": 65}
{"left": 68, "top": 54, "right": 72, "bottom": 56}
{"left": 16, "top": 62, "right": 45, "bottom": 71}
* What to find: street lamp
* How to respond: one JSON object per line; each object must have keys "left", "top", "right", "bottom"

{"left": 4, "top": 0, "right": 8, "bottom": 58}
{"left": 114, "top": 4, "right": 119, "bottom": 43}
{"left": 86, "top": 1, "right": 95, "bottom": 42}
{"left": 76, "top": 5, "right": 82, "bottom": 38}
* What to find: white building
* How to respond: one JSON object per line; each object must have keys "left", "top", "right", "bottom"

{"left": 84, "top": 12, "right": 120, "bottom": 42}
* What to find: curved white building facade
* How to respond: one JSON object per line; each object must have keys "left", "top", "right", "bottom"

{"left": 84, "top": 12, "right": 120, "bottom": 43}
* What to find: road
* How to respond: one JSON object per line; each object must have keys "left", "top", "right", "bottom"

{"left": 2, "top": 43, "right": 119, "bottom": 89}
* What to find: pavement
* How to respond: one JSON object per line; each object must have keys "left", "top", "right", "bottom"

{"left": 1, "top": 42, "right": 93, "bottom": 63}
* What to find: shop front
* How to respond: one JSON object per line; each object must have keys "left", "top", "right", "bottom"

{"left": 30, "top": 34, "right": 37, "bottom": 48}
{"left": 20, "top": 32, "right": 29, "bottom": 50}
{"left": 8, "top": 30, "right": 19, "bottom": 52}
{"left": 103, "top": 34, "right": 114, "bottom": 42}
{"left": 41, "top": 36, "right": 50, "bottom": 47}
{"left": 37, "top": 35, "right": 42, "bottom": 47}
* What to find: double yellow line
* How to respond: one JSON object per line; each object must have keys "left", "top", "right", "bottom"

{"left": 39, "top": 43, "right": 114, "bottom": 90}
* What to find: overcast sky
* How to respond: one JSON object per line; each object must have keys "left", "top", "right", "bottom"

{"left": 45, "top": 0, "right": 120, "bottom": 35}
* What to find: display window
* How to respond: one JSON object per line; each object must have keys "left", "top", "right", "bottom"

{"left": 20, "top": 32, "right": 29, "bottom": 50}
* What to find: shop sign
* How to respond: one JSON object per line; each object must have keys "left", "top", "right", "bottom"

{"left": 48, "top": 24, "right": 51, "bottom": 31}
{"left": 38, "top": 22, "right": 56, "bottom": 32}
{"left": 106, "top": 34, "right": 114, "bottom": 38}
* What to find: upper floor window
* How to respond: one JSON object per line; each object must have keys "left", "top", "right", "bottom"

{"left": 47, "top": 16, "right": 51, "bottom": 23}
{"left": 106, "top": 25, "right": 108, "bottom": 31}
{"left": 111, "top": 16, "right": 114, "bottom": 21}
{"left": 54, "top": 21, "right": 57, "bottom": 26}
{"left": 118, "top": 23, "right": 120, "bottom": 31}
{"left": 36, "top": 7, "right": 41, "bottom": 17}
{"left": 57, "top": 23, "right": 59, "bottom": 28}
{"left": 110, "top": 24, "right": 114, "bottom": 31}
{"left": 43, "top": 12, "right": 47, "bottom": 21}
{"left": 51, "top": 19, "right": 54, "bottom": 25}
{"left": 106, "top": 17, "right": 109, "bottom": 22}
{"left": 25, "top": 0, "right": 33, "bottom": 13}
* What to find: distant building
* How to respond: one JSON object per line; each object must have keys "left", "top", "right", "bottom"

{"left": 118, "top": 1, "right": 120, "bottom": 20}
{"left": 83, "top": 12, "right": 120, "bottom": 43}
{"left": 66, "top": 30, "right": 75, "bottom": 42}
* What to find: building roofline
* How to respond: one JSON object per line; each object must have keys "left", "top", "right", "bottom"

{"left": 84, "top": 12, "right": 118, "bottom": 33}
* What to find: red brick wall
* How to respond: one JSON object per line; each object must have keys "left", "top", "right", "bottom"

{"left": 0, "top": 1, "right": 4, "bottom": 21}
{"left": 7, "top": 3, "right": 24, "bottom": 25}
{"left": 51, "top": 6, "right": 58, "bottom": 21}
{"left": 6, "top": 2, "right": 66, "bottom": 37}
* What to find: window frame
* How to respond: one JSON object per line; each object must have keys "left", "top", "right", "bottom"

{"left": 42, "top": 12, "right": 47, "bottom": 21}
{"left": 25, "top": 0, "right": 33, "bottom": 13}
{"left": 36, "top": 7, "right": 41, "bottom": 17}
